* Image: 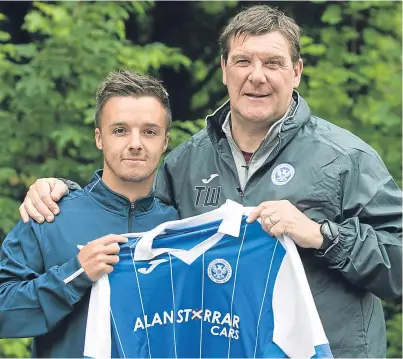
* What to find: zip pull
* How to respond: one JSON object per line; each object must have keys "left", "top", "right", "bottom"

{"left": 130, "top": 203, "right": 135, "bottom": 215}
{"left": 236, "top": 187, "right": 244, "bottom": 197}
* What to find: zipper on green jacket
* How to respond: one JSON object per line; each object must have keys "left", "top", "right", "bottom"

{"left": 244, "top": 133, "right": 282, "bottom": 194}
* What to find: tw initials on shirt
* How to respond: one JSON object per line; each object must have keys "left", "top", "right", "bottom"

{"left": 194, "top": 186, "right": 221, "bottom": 207}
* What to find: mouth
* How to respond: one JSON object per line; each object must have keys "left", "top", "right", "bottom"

{"left": 244, "top": 93, "right": 270, "bottom": 99}
{"left": 122, "top": 158, "right": 146, "bottom": 162}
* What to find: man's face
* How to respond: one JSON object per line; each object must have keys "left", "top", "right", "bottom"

{"left": 221, "top": 31, "right": 303, "bottom": 127}
{"left": 95, "top": 96, "right": 169, "bottom": 185}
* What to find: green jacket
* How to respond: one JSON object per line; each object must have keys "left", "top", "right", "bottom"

{"left": 155, "top": 92, "right": 402, "bottom": 358}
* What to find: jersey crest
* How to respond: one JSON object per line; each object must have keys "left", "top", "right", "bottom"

{"left": 208, "top": 258, "right": 232, "bottom": 284}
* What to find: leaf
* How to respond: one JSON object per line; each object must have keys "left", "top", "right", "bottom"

{"left": 321, "top": 4, "right": 342, "bottom": 25}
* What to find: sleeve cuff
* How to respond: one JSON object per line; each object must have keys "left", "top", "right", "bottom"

{"left": 58, "top": 178, "right": 82, "bottom": 192}
{"left": 57, "top": 256, "right": 94, "bottom": 300}
{"left": 315, "top": 220, "right": 356, "bottom": 264}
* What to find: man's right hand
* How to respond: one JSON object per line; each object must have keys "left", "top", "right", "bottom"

{"left": 78, "top": 234, "right": 128, "bottom": 281}
{"left": 19, "top": 178, "right": 69, "bottom": 224}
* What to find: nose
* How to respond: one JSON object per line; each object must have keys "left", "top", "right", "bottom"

{"left": 248, "top": 62, "right": 267, "bottom": 85}
{"left": 128, "top": 130, "right": 143, "bottom": 151}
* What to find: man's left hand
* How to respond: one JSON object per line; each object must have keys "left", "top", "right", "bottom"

{"left": 246, "top": 200, "right": 323, "bottom": 249}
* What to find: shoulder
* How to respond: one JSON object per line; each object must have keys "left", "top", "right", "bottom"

{"left": 57, "top": 188, "right": 91, "bottom": 209}
{"left": 308, "top": 116, "right": 389, "bottom": 173}
{"left": 153, "top": 198, "right": 180, "bottom": 221}
{"left": 164, "top": 128, "right": 210, "bottom": 169}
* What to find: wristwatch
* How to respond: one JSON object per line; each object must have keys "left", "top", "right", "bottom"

{"left": 317, "top": 220, "right": 340, "bottom": 255}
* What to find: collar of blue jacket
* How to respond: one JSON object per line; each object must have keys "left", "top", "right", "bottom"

{"left": 84, "top": 169, "right": 156, "bottom": 215}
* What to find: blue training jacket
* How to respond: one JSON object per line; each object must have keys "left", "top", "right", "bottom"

{"left": 0, "top": 170, "right": 179, "bottom": 358}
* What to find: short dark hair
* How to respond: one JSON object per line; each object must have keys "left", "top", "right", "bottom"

{"left": 219, "top": 5, "right": 301, "bottom": 65}
{"left": 95, "top": 70, "right": 172, "bottom": 130}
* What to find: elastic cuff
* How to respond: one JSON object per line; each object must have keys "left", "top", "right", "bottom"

{"left": 318, "top": 220, "right": 357, "bottom": 264}
{"left": 58, "top": 178, "right": 82, "bottom": 192}
{"left": 58, "top": 256, "right": 94, "bottom": 299}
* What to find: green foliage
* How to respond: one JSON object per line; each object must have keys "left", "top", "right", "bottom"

{"left": 387, "top": 313, "right": 402, "bottom": 358}
{"left": 0, "top": 338, "right": 31, "bottom": 358}
{"left": 0, "top": 1, "right": 191, "bottom": 238}
{"left": 299, "top": 1, "right": 402, "bottom": 185}
{"left": 169, "top": 119, "right": 206, "bottom": 151}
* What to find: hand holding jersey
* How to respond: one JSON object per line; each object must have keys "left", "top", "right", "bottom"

{"left": 247, "top": 200, "right": 323, "bottom": 249}
{"left": 78, "top": 234, "right": 128, "bottom": 281}
{"left": 84, "top": 200, "right": 333, "bottom": 359}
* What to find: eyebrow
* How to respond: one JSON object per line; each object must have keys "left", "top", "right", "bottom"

{"left": 109, "top": 122, "right": 127, "bottom": 128}
{"left": 142, "top": 123, "right": 162, "bottom": 129}
{"left": 230, "top": 53, "right": 285, "bottom": 62}
{"left": 231, "top": 54, "right": 251, "bottom": 62}
{"left": 109, "top": 122, "right": 162, "bottom": 129}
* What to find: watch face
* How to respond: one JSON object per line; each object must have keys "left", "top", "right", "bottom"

{"left": 321, "top": 223, "right": 332, "bottom": 239}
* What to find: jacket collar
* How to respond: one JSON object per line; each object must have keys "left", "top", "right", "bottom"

{"left": 205, "top": 90, "right": 311, "bottom": 148}
{"left": 84, "top": 169, "right": 155, "bottom": 216}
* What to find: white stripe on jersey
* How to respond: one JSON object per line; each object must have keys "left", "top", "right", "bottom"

{"left": 253, "top": 240, "right": 279, "bottom": 358}
{"left": 131, "top": 246, "right": 152, "bottom": 359}
{"left": 227, "top": 223, "right": 248, "bottom": 358}
{"left": 199, "top": 253, "right": 205, "bottom": 359}
{"left": 168, "top": 254, "right": 178, "bottom": 359}
{"left": 111, "top": 309, "right": 126, "bottom": 358}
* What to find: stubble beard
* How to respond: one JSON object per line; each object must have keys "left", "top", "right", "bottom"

{"left": 104, "top": 156, "right": 157, "bottom": 183}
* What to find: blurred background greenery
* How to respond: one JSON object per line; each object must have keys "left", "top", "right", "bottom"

{"left": 0, "top": 1, "right": 401, "bottom": 357}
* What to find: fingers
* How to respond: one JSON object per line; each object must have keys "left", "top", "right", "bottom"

{"left": 96, "top": 254, "right": 120, "bottom": 265}
{"left": 36, "top": 178, "right": 63, "bottom": 219}
{"left": 98, "top": 234, "right": 128, "bottom": 246}
{"left": 262, "top": 213, "right": 280, "bottom": 233}
{"left": 246, "top": 201, "right": 279, "bottom": 223}
{"left": 24, "top": 180, "right": 54, "bottom": 222}
{"left": 104, "top": 243, "right": 121, "bottom": 255}
{"left": 78, "top": 237, "right": 122, "bottom": 281}
{"left": 22, "top": 196, "right": 45, "bottom": 224}
{"left": 267, "top": 222, "right": 287, "bottom": 237}
{"left": 246, "top": 206, "right": 264, "bottom": 223}
{"left": 105, "top": 255, "right": 119, "bottom": 265}
{"left": 103, "top": 264, "right": 114, "bottom": 274}
{"left": 50, "top": 179, "right": 69, "bottom": 202}
{"left": 19, "top": 203, "right": 30, "bottom": 224}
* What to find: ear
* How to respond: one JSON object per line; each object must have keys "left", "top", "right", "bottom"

{"left": 221, "top": 55, "right": 227, "bottom": 86}
{"left": 95, "top": 128, "right": 103, "bottom": 150}
{"left": 292, "top": 58, "right": 304, "bottom": 88}
{"left": 162, "top": 132, "right": 170, "bottom": 153}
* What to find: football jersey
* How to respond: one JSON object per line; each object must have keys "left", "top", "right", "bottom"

{"left": 84, "top": 200, "right": 332, "bottom": 358}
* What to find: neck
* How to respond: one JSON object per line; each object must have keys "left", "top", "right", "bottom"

{"left": 230, "top": 118, "right": 272, "bottom": 153}
{"left": 101, "top": 170, "right": 154, "bottom": 203}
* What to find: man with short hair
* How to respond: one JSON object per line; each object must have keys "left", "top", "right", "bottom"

{"left": 0, "top": 70, "right": 178, "bottom": 357}
{"left": 18, "top": 5, "right": 402, "bottom": 358}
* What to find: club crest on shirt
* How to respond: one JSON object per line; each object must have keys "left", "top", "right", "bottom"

{"left": 271, "top": 163, "right": 295, "bottom": 185}
{"left": 207, "top": 259, "right": 232, "bottom": 284}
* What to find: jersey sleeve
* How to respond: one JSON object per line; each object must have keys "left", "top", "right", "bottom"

{"left": 271, "top": 235, "right": 333, "bottom": 358}
{"left": 84, "top": 274, "right": 111, "bottom": 359}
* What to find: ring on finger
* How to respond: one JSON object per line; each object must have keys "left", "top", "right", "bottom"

{"left": 269, "top": 214, "right": 280, "bottom": 225}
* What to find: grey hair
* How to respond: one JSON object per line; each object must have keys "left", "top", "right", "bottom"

{"left": 95, "top": 69, "right": 172, "bottom": 130}
{"left": 219, "top": 5, "right": 301, "bottom": 65}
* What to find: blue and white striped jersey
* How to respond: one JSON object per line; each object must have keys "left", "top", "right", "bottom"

{"left": 84, "top": 200, "right": 332, "bottom": 358}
